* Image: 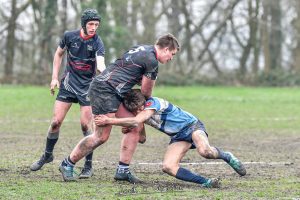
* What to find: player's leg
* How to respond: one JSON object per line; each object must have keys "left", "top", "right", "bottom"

{"left": 30, "top": 100, "right": 71, "bottom": 171}
{"left": 78, "top": 105, "right": 94, "bottom": 178}
{"left": 192, "top": 130, "right": 246, "bottom": 176}
{"left": 59, "top": 115, "right": 113, "bottom": 181}
{"left": 162, "top": 141, "right": 219, "bottom": 188}
{"left": 114, "top": 103, "right": 142, "bottom": 183}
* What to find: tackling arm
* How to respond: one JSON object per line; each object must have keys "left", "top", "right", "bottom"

{"left": 94, "top": 109, "right": 155, "bottom": 127}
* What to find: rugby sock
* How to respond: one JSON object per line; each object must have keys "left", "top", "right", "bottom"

{"left": 175, "top": 167, "right": 209, "bottom": 184}
{"left": 62, "top": 156, "right": 75, "bottom": 167}
{"left": 117, "top": 161, "right": 129, "bottom": 173}
{"left": 215, "top": 147, "right": 231, "bottom": 163}
{"left": 83, "top": 130, "right": 93, "bottom": 168}
{"left": 44, "top": 131, "right": 59, "bottom": 158}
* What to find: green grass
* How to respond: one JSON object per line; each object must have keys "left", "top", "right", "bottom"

{"left": 0, "top": 85, "right": 299, "bottom": 199}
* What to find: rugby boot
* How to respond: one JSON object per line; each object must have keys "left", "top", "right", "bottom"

{"left": 202, "top": 178, "right": 221, "bottom": 188}
{"left": 114, "top": 170, "right": 142, "bottom": 184}
{"left": 30, "top": 154, "right": 54, "bottom": 171}
{"left": 59, "top": 161, "right": 77, "bottom": 182}
{"left": 79, "top": 167, "right": 94, "bottom": 179}
{"left": 227, "top": 152, "right": 247, "bottom": 176}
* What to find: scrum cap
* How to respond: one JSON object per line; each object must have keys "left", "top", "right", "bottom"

{"left": 81, "top": 8, "right": 101, "bottom": 35}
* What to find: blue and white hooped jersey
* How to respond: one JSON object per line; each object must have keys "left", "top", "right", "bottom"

{"left": 144, "top": 97, "right": 198, "bottom": 136}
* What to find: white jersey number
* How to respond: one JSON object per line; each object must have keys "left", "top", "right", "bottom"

{"left": 128, "top": 46, "right": 146, "bottom": 54}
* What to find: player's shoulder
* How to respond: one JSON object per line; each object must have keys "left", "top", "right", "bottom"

{"left": 140, "top": 45, "right": 158, "bottom": 66}
{"left": 93, "top": 34, "right": 104, "bottom": 45}
{"left": 63, "top": 29, "right": 80, "bottom": 37}
{"left": 146, "top": 97, "right": 166, "bottom": 107}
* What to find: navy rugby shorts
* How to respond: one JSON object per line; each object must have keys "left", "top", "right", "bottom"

{"left": 88, "top": 80, "right": 122, "bottom": 115}
{"left": 169, "top": 120, "right": 208, "bottom": 149}
{"left": 56, "top": 85, "right": 90, "bottom": 106}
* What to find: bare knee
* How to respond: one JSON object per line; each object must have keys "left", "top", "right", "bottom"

{"left": 162, "top": 163, "right": 176, "bottom": 176}
{"left": 50, "top": 120, "right": 62, "bottom": 132}
{"left": 198, "top": 147, "right": 216, "bottom": 159}
{"left": 81, "top": 124, "right": 89, "bottom": 132}
{"left": 95, "top": 135, "right": 109, "bottom": 147}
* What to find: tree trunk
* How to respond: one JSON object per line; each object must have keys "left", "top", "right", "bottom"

{"left": 37, "top": 0, "right": 58, "bottom": 82}
{"left": 261, "top": 0, "right": 271, "bottom": 74}
{"left": 3, "top": 0, "right": 30, "bottom": 83}
{"left": 269, "top": 0, "right": 282, "bottom": 70}
{"left": 3, "top": 0, "right": 17, "bottom": 83}
{"left": 292, "top": 0, "right": 300, "bottom": 72}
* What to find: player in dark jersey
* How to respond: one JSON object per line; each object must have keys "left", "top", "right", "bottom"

{"left": 59, "top": 33, "right": 180, "bottom": 182}
{"left": 94, "top": 89, "right": 247, "bottom": 188}
{"left": 30, "top": 8, "right": 105, "bottom": 179}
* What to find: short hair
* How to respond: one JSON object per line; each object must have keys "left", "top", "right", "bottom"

{"left": 123, "top": 89, "right": 146, "bottom": 113}
{"left": 155, "top": 33, "right": 180, "bottom": 51}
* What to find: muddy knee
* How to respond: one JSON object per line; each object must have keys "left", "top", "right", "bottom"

{"left": 199, "top": 148, "right": 215, "bottom": 159}
{"left": 49, "top": 120, "right": 62, "bottom": 132}
{"left": 81, "top": 124, "right": 90, "bottom": 132}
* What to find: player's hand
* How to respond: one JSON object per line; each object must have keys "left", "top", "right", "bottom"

{"left": 94, "top": 115, "right": 109, "bottom": 126}
{"left": 50, "top": 79, "right": 60, "bottom": 96}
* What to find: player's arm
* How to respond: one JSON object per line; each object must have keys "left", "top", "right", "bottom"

{"left": 94, "top": 109, "right": 155, "bottom": 127}
{"left": 96, "top": 55, "right": 106, "bottom": 74}
{"left": 50, "top": 46, "right": 65, "bottom": 95}
{"left": 140, "top": 76, "right": 156, "bottom": 98}
{"left": 138, "top": 124, "right": 146, "bottom": 144}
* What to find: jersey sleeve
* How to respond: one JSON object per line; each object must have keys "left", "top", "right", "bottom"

{"left": 143, "top": 56, "right": 158, "bottom": 80}
{"left": 144, "top": 97, "right": 160, "bottom": 111}
{"left": 59, "top": 31, "right": 68, "bottom": 49}
{"left": 95, "top": 37, "right": 105, "bottom": 56}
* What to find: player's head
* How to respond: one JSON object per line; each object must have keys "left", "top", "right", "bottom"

{"left": 123, "top": 89, "right": 146, "bottom": 114}
{"left": 81, "top": 8, "right": 101, "bottom": 35}
{"left": 155, "top": 33, "right": 180, "bottom": 64}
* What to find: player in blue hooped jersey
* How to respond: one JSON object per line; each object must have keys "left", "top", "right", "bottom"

{"left": 30, "top": 8, "right": 105, "bottom": 179}
{"left": 94, "top": 89, "right": 247, "bottom": 188}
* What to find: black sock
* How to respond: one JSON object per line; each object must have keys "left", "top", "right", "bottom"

{"left": 117, "top": 161, "right": 129, "bottom": 173}
{"left": 84, "top": 153, "right": 93, "bottom": 168}
{"left": 45, "top": 137, "right": 58, "bottom": 158}
{"left": 215, "top": 147, "right": 231, "bottom": 163}
{"left": 119, "top": 161, "right": 129, "bottom": 166}
{"left": 67, "top": 156, "right": 75, "bottom": 165}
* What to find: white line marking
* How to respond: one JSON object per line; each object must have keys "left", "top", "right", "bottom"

{"left": 54, "top": 160, "right": 293, "bottom": 166}
{"left": 137, "top": 161, "right": 293, "bottom": 166}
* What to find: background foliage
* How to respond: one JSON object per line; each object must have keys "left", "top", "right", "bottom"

{"left": 1, "top": 0, "right": 300, "bottom": 86}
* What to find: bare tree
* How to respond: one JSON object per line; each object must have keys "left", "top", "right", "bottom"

{"left": 292, "top": 0, "right": 300, "bottom": 72}
{"left": 269, "top": 0, "right": 282, "bottom": 71}
{"left": 3, "top": 0, "right": 31, "bottom": 83}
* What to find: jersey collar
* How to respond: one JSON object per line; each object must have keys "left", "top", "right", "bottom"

{"left": 80, "top": 29, "right": 95, "bottom": 40}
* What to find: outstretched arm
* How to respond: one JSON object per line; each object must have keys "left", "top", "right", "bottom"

{"left": 94, "top": 109, "right": 155, "bottom": 127}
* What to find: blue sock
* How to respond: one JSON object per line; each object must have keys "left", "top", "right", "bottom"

{"left": 175, "top": 167, "right": 209, "bottom": 184}
{"left": 215, "top": 147, "right": 231, "bottom": 163}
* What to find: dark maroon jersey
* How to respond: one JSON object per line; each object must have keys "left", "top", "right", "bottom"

{"left": 94, "top": 45, "right": 158, "bottom": 95}
{"left": 59, "top": 30, "right": 105, "bottom": 95}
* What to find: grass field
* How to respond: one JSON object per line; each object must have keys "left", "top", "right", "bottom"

{"left": 0, "top": 85, "right": 299, "bottom": 199}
